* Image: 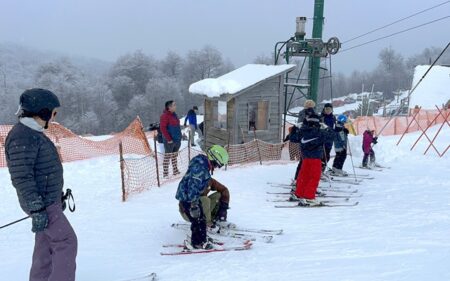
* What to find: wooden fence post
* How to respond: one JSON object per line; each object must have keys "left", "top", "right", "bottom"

{"left": 119, "top": 142, "right": 126, "bottom": 202}
{"left": 154, "top": 138, "right": 161, "bottom": 187}
{"left": 253, "top": 129, "right": 262, "bottom": 165}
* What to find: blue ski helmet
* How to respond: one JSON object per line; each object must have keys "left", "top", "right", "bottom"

{"left": 337, "top": 114, "right": 348, "bottom": 123}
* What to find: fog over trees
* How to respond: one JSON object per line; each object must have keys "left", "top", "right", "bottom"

{"left": 0, "top": 42, "right": 448, "bottom": 134}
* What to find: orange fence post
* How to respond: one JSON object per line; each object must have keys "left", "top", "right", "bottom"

{"left": 423, "top": 106, "right": 450, "bottom": 156}
{"left": 396, "top": 107, "right": 422, "bottom": 146}
{"left": 410, "top": 112, "right": 442, "bottom": 154}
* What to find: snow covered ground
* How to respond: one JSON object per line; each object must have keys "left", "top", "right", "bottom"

{"left": 1, "top": 125, "right": 449, "bottom": 281}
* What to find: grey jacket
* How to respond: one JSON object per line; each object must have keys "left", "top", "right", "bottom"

{"left": 5, "top": 121, "right": 63, "bottom": 213}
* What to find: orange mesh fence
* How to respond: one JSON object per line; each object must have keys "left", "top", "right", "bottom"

{"left": 120, "top": 138, "right": 305, "bottom": 201}
{"left": 352, "top": 109, "right": 448, "bottom": 136}
{"left": 0, "top": 125, "right": 14, "bottom": 168}
{"left": 0, "top": 117, "right": 151, "bottom": 168}
{"left": 120, "top": 143, "right": 205, "bottom": 201}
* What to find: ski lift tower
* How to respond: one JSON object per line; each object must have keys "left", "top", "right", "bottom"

{"left": 275, "top": 0, "right": 341, "bottom": 137}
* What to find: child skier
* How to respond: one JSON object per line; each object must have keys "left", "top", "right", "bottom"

{"left": 291, "top": 114, "right": 334, "bottom": 206}
{"left": 362, "top": 129, "right": 377, "bottom": 168}
{"left": 330, "top": 115, "right": 349, "bottom": 176}
{"left": 175, "top": 145, "right": 229, "bottom": 250}
{"left": 320, "top": 103, "right": 336, "bottom": 172}
{"left": 178, "top": 178, "right": 231, "bottom": 230}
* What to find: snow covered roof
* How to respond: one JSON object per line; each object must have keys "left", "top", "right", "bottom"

{"left": 409, "top": 65, "right": 450, "bottom": 109}
{"left": 189, "top": 64, "right": 297, "bottom": 98}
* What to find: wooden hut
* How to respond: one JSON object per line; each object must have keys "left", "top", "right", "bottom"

{"left": 189, "top": 64, "right": 296, "bottom": 148}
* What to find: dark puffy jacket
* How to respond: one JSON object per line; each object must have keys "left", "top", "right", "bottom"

{"left": 160, "top": 110, "right": 182, "bottom": 143}
{"left": 5, "top": 122, "right": 63, "bottom": 213}
{"left": 298, "top": 125, "right": 335, "bottom": 159}
{"left": 184, "top": 109, "right": 197, "bottom": 129}
{"left": 321, "top": 112, "right": 336, "bottom": 129}
{"left": 334, "top": 124, "right": 349, "bottom": 152}
{"left": 320, "top": 112, "right": 336, "bottom": 148}
{"left": 175, "top": 155, "right": 211, "bottom": 203}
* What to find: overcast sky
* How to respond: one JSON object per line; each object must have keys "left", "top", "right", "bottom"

{"left": 1, "top": 0, "right": 449, "bottom": 74}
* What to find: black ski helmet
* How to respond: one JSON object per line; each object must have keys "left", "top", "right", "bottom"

{"left": 19, "top": 88, "right": 60, "bottom": 121}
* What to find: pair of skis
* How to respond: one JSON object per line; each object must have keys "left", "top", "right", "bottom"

{"left": 161, "top": 223, "right": 283, "bottom": 255}
{"left": 161, "top": 240, "right": 253, "bottom": 256}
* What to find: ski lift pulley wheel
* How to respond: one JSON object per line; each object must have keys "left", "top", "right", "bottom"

{"left": 326, "top": 37, "right": 341, "bottom": 55}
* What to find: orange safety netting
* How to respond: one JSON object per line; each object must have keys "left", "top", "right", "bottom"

{"left": 352, "top": 109, "right": 449, "bottom": 136}
{"left": 120, "top": 144, "right": 204, "bottom": 201}
{"left": 0, "top": 117, "right": 151, "bottom": 168}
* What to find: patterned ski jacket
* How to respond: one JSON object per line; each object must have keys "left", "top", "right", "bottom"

{"left": 175, "top": 155, "right": 212, "bottom": 203}
{"left": 334, "top": 124, "right": 349, "bottom": 152}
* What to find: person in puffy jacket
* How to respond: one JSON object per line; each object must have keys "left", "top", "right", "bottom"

{"left": 320, "top": 103, "right": 336, "bottom": 171}
{"left": 362, "top": 129, "right": 377, "bottom": 168}
{"left": 5, "top": 88, "right": 77, "bottom": 281}
{"left": 176, "top": 145, "right": 229, "bottom": 250}
{"left": 160, "top": 100, "right": 182, "bottom": 177}
{"left": 291, "top": 114, "right": 334, "bottom": 206}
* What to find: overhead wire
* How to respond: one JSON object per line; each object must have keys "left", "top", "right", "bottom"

{"left": 342, "top": 0, "right": 450, "bottom": 44}
{"left": 340, "top": 16, "right": 450, "bottom": 53}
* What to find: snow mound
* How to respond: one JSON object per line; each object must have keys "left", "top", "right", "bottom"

{"left": 189, "top": 64, "right": 296, "bottom": 97}
{"left": 409, "top": 65, "right": 450, "bottom": 109}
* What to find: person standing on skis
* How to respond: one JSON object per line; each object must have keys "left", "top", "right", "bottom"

{"left": 290, "top": 114, "right": 334, "bottom": 206}
{"left": 320, "top": 103, "right": 336, "bottom": 172}
{"left": 330, "top": 115, "right": 349, "bottom": 176}
{"left": 292, "top": 100, "right": 317, "bottom": 185}
{"left": 362, "top": 129, "right": 377, "bottom": 168}
{"left": 175, "top": 145, "right": 229, "bottom": 250}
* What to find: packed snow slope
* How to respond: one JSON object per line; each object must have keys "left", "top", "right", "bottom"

{"left": 1, "top": 125, "right": 449, "bottom": 281}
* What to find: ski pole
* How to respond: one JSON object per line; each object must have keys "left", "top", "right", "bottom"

{"left": 376, "top": 41, "right": 450, "bottom": 137}
{"left": 322, "top": 144, "right": 333, "bottom": 190}
{"left": 0, "top": 215, "right": 30, "bottom": 230}
{"left": 346, "top": 137, "right": 358, "bottom": 183}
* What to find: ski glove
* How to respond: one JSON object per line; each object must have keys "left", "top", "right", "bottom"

{"left": 31, "top": 209, "right": 48, "bottom": 233}
{"left": 216, "top": 201, "right": 229, "bottom": 222}
{"left": 372, "top": 137, "right": 378, "bottom": 144}
{"left": 189, "top": 201, "right": 201, "bottom": 219}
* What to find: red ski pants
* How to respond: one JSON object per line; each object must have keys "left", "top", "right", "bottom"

{"left": 295, "top": 158, "right": 322, "bottom": 199}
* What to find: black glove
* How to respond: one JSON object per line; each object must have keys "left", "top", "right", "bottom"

{"left": 31, "top": 210, "right": 48, "bottom": 233}
{"left": 373, "top": 137, "right": 378, "bottom": 144}
{"left": 216, "top": 201, "right": 229, "bottom": 222}
{"left": 189, "top": 201, "right": 201, "bottom": 219}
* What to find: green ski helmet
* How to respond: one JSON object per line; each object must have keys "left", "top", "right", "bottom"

{"left": 207, "top": 145, "right": 229, "bottom": 168}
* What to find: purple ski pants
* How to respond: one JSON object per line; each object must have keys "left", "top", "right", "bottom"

{"left": 30, "top": 202, "right": 77, "bottom": 281}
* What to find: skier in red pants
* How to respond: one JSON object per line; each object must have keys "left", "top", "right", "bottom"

{"left": 291, "top": 113, "right": 334, "bottom": 206}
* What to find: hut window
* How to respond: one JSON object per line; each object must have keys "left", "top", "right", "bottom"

{"left": 213, "top": 100, "right": 227, "bottom": 129}
{"left": 248, "top": 101, "right": 269, "bottom": 130}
